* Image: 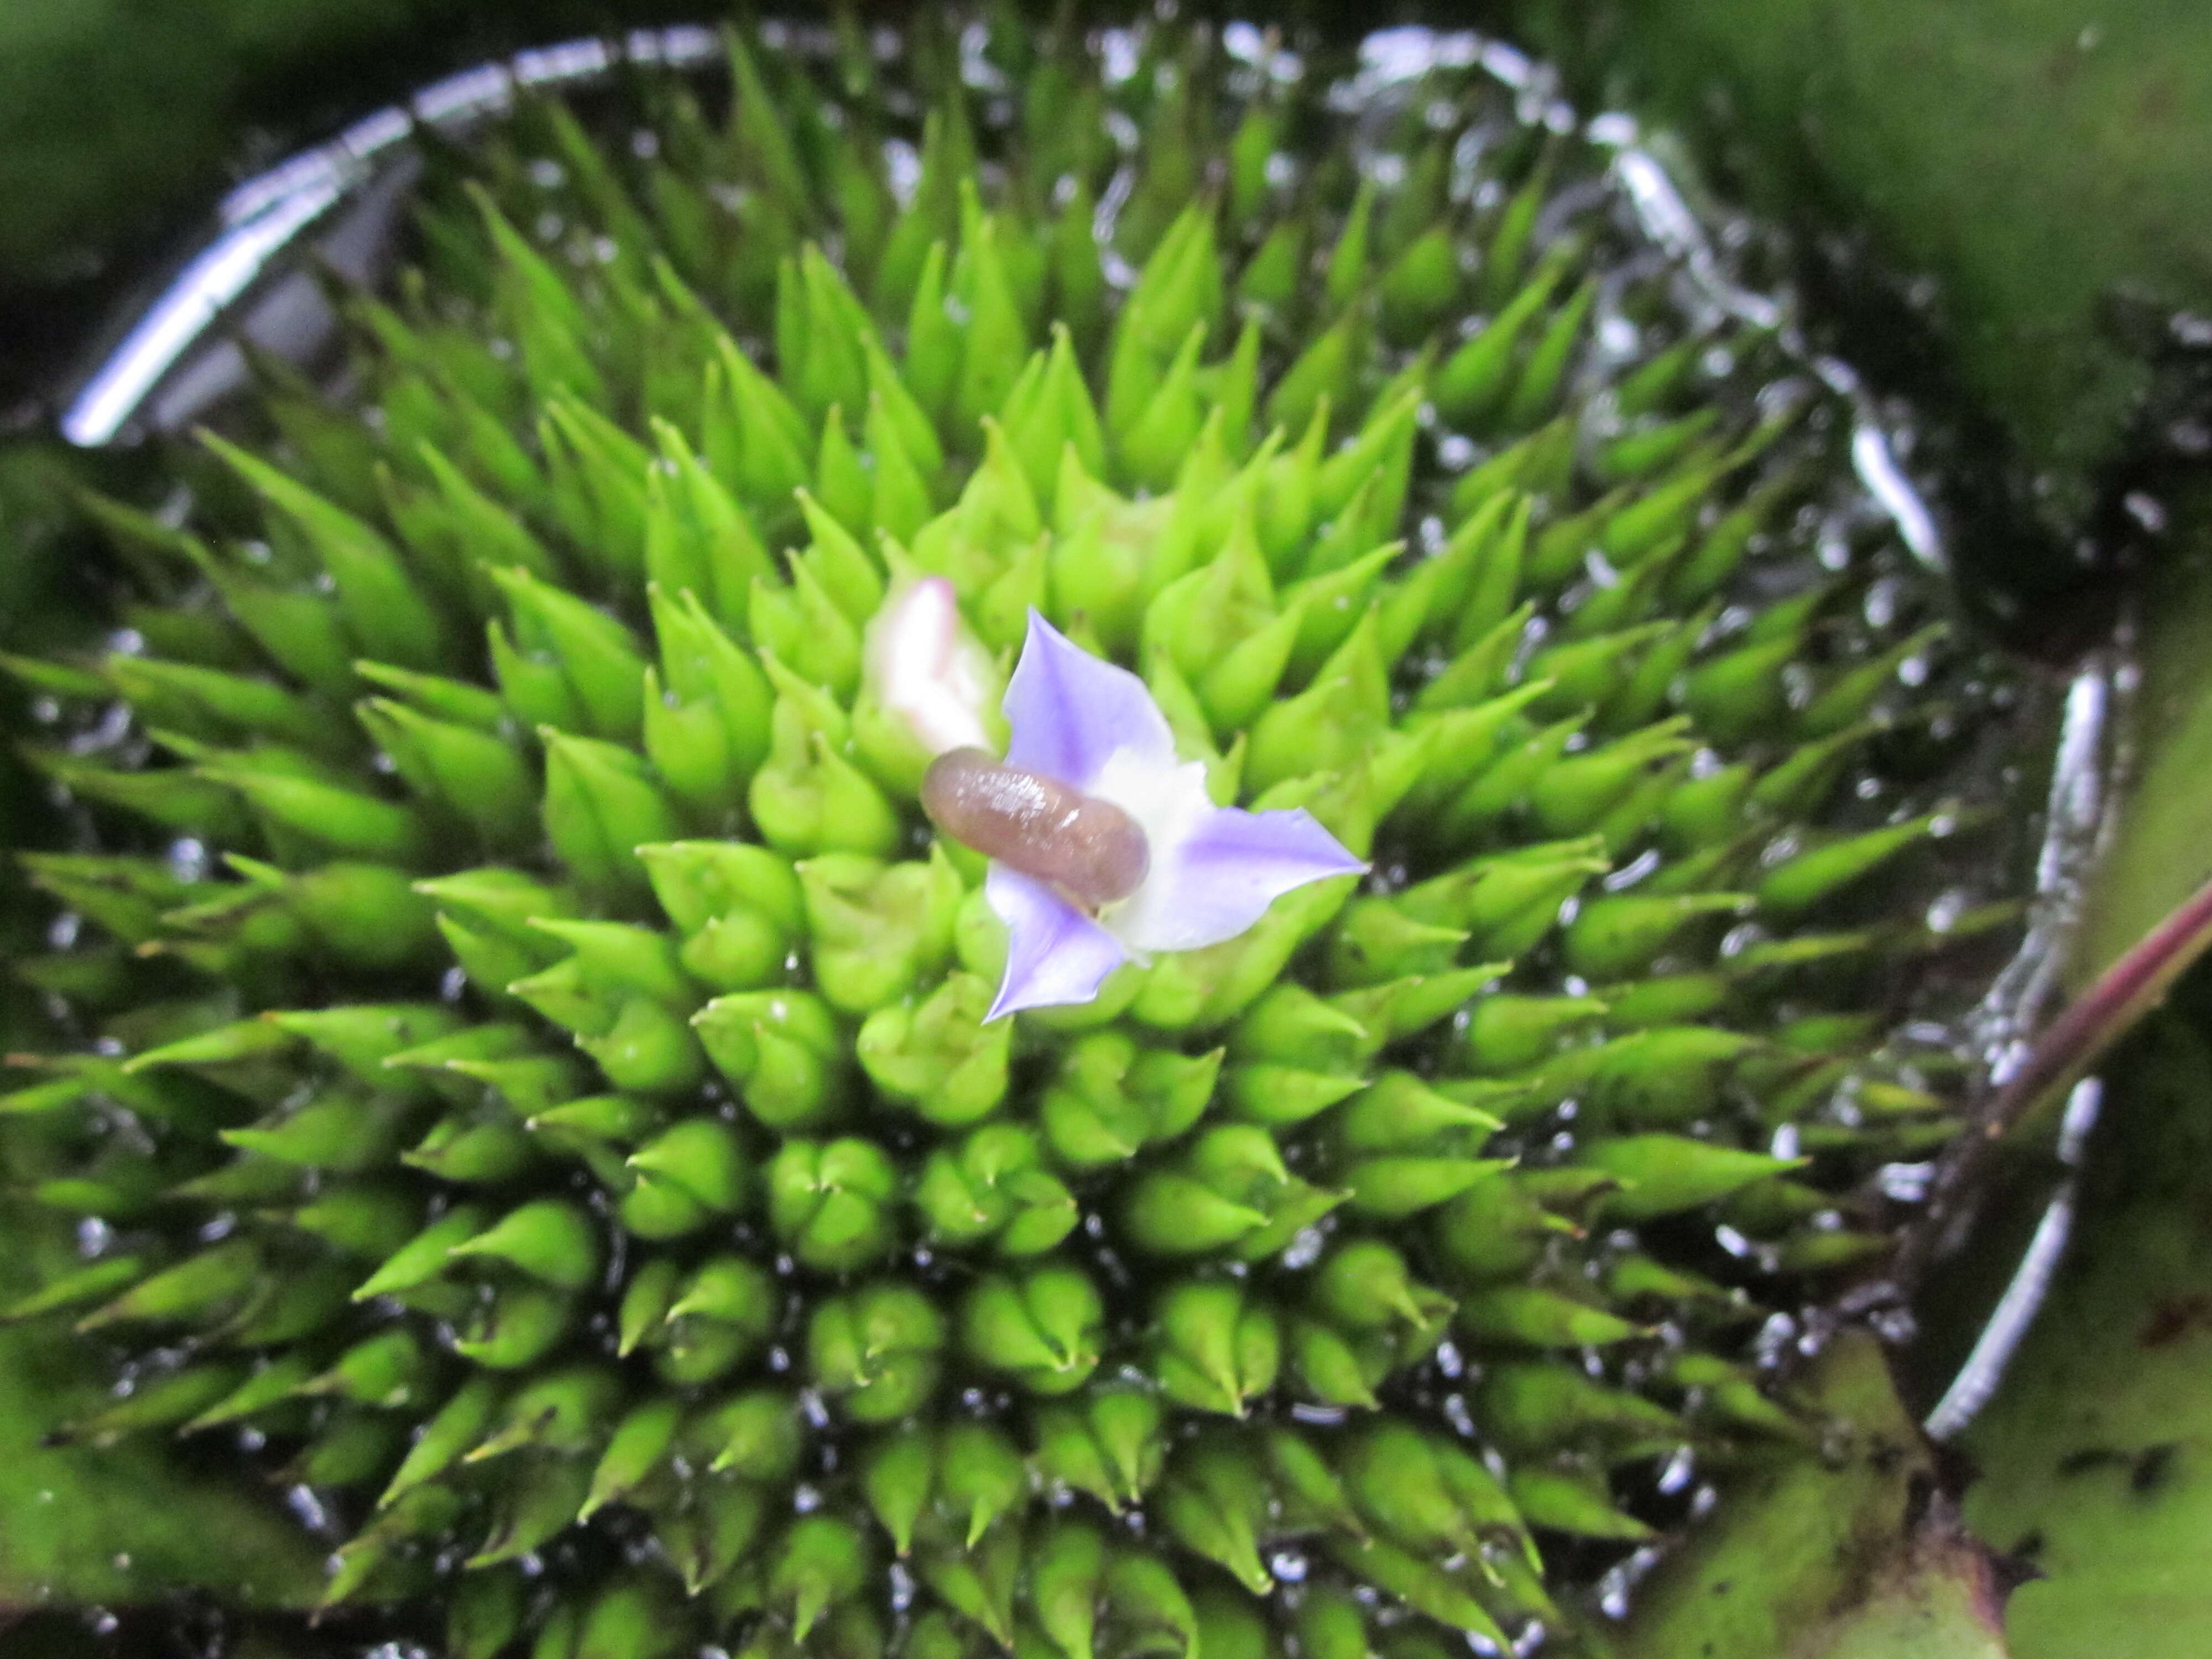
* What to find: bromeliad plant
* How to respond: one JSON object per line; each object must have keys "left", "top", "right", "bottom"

{"left": 0, "top": 12, "right": 2021, "bottom": 1658}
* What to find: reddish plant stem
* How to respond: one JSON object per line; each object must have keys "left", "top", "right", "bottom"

{"left": 1891, "top": 872, "right": 2212, "bottom": 1293}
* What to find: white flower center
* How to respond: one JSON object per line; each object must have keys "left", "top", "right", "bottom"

{"left": 1083, "top": 745, "right": 1218, "bottom": 953}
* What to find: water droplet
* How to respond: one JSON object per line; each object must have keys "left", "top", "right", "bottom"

{"left": 2124, "top": 491, "right": 2168, "bottom": 534}
{"left": 1878, "top": 1162, "right": 1934, "bottom": 1203}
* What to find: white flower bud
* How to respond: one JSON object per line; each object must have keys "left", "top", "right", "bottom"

{"left": 865, "top": 576, "right": 996, "bottom": 758}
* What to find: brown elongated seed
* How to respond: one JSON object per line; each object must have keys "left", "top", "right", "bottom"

{"left": 921, "top": 748, "right": 1150, "bottom": 909}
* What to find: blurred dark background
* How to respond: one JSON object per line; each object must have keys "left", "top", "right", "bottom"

{"left": 1, "top": 0, "right": 688, "bottom": 422}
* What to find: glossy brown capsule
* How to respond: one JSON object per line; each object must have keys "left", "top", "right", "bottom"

{"left": 921, "top": 748, "right": 1150, "bottom": 910}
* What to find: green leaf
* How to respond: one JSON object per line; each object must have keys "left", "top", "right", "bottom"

{"left": 1621, "top": 1331, "right": 2008, "bottom": 1659}
{"left": 1960, "top": 1010, "right": 2212, "bottom": 1658}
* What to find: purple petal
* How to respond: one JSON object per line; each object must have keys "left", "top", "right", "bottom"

{"left": 1003, "top": 610, "right": 1175, "bottom": 792}
{"left": 984, "top": 864, "right": 1130, "bottom": 1019}
{"left": 1109, "top": 805, "right": 1368, "bottom": 954}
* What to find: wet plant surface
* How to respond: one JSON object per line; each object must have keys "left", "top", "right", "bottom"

{"left": 0, "top": 11, "right": 2096, "bottom": 1658}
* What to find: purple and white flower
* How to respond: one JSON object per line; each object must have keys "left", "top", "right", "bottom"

{"left": 879, "top": 593, "right": 1367, "bottom": 1018}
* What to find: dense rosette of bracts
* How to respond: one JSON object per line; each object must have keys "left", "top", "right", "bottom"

{"left": 0, "top": 11, "right": 2017, "bottom": 1658}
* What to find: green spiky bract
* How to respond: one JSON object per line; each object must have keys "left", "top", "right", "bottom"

{"left": 3, "top": 12, "right": 2016, "bottom": 1658}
